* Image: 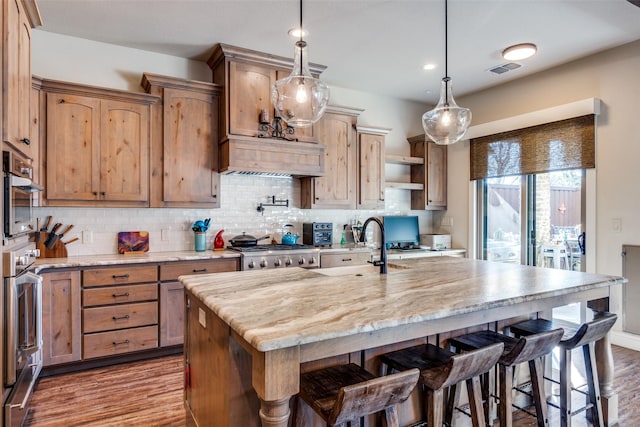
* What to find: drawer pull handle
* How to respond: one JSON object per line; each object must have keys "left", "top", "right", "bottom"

{"left": 192, "top": 268, "right": 207, "bottom": 273}
{"left": 342, "top": 258, "right": 352, "bottom": 262}
{"left": 112, "top": 292, "right": 130, "bottom": 298}
{"left": 112, "top": 274, "right": 130, "bottom": 280}
{"left": 112, "top": 314, "right": 131, "bottom": 321}
{"left": 112, "top": 339, "right": 130, "bottom": 346}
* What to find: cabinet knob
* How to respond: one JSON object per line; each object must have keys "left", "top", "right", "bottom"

{"left": 20, "top": 138, "right": 30, "bottom": 146}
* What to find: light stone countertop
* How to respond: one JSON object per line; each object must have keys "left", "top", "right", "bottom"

{"left": 34, "top": 250, "right": 241, "bottom": 272}
{"left": 180, "top": 256, "right": 625, "bottom": 352}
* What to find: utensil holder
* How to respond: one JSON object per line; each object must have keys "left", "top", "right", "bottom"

{"left": 195, "top": 232, "right": 206, "bottom": 252}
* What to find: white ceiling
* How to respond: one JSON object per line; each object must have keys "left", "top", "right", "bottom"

{"left": 35, "top": 0, "right": 640, "bottom": 104}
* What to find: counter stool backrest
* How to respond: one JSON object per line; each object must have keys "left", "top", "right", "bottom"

{"left": 504, "top": 328, "right": 564, "bottom": 366}
{"left": 559, "top": 312, "right": 617, "bottom": 350}
{"left": 329, "top": 368, "right": 420, "bottom": 426}
{"left": 422, "top": 342, "right": 504, "bottom": 390}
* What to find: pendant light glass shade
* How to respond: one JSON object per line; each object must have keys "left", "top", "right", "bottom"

{"left": 272, "top": 40, "right": 330, "bottom": 128}
{"left": 422, "top": 0, "right": 471, "bottom": 145}
{"left": 422, "top": 77, "right": 471, "bottom": 145}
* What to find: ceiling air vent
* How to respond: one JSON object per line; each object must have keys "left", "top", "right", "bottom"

{"left": 488, "top": 62, "right": 521, "bottom": 75}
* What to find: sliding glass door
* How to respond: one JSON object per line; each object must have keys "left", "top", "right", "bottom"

{"left": 480, "top": 169, "right": 585, "bottom": 271}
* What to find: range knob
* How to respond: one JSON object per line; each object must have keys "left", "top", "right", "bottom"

{"left": 298, "top": 257, "right": 306, "bottom": 265}
{"left": 308, "top": 256, "right": 316, "bottom": 265}
{"left": 247, "top": 260, "right": 256, "bottom": 269}
{"left": 274, "top": 258, "right": 282, "bottom": 267}
{"left": 16, "top": 256, "right": 30, "bottom": 266}
{"left": 260, "top": 259, "right": 268, "bottom": 268}
{"left": 285, "top": 257, "right": 293, "bottom": 266}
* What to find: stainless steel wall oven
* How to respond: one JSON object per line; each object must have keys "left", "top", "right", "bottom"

{"left": 3, "top": 148, "right": 43, "bottom": 238}
{"left": 2, "top": 237, "right": 42, "bottom": 427}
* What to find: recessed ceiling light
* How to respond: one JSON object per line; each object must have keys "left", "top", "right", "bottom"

{"left": 423, "top": 63, "right": 437, "bottom": 70}
{"left": 287, "top": 27, "right": 308, "bottom": 38}
{"left": 502, "top": 43, "right": 537, "bottom": 61}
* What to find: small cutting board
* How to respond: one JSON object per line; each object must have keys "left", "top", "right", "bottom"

{"left": 117, "top": 231, "right": 150, "bottom": 254}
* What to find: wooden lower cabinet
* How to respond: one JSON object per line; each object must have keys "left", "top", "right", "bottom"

{"left": 159, "top": 258, "right": 240, "bottom": 347}
{"left": 41, "top": 270, "right": 82, "bottom": 366}
{"left": 83, "top": 326, "right": 158, "bottom": 359}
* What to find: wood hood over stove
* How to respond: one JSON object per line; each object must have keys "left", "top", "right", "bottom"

{"left": 209, "top": 44, "right": 327, "bottom": 178}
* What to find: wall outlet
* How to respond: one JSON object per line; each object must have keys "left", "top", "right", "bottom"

{"left": 612, "top": 218, "right": 622, "bottom": 233}
{"left": 441, "top": 216, "right": 453, "bottom": 227}
{"left": 161, "top": 228, "right": 170, "bottom": 241}
{"left": 82, "top": 230, "right": 93, "bottom": 244}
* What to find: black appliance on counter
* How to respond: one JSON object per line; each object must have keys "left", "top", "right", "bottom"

{"left": 303, "top": 222, "right": 333, "bottom": 247}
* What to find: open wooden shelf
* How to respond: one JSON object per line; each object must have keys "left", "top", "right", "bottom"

{"left": 385, "top": 182, "right": 424, "bottom": 190}
{"left": 385, "top": 154, "right": 424, "bottom": 165}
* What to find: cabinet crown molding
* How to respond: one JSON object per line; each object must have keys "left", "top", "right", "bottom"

{"left": 40, "top": 78, "right": 160, "bottom": 105}
{"left": 207, "top": 43, "right": 327, "bottom": 76}
{"left": 141, "top": 73, "right": 222, "bottom": 95}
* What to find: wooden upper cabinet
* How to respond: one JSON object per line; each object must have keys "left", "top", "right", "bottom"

{"left": 42, "top": 79, "right": 158, "bottom": 206}
{"left": 408, "top": 135, "right": 447, "bottom": 210}
{"left": 100, "top": 99, "right": 149, "bottom": 202}
{"left": 228, "top": 62, "right": 276, "bottom": 137}
{"left": 300, "top": 106, "right": 362, "bottom": 209}
{"left": 3, "top": 0, "right": 39, "bottom": 156}
{"left": 357, "top": 126, "right": 390, "bottom": 210}
{"left": 46, "top": 93, "right": 101, "bottom": 202}
{"left": 141, "top": 73, "right": 221, "bottom": 208}
{"left": 209, "top": 43, "right": 324, "bottom": 145}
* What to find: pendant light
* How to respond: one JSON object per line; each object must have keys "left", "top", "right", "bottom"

{"left": 422, "top": 0, "right": 471, "bottom": 145}
{"left": 271, "top": 0, "right": 330, "bottom": 128}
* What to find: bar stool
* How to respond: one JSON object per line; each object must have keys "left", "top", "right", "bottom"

{"left": 509, "top": 312, "right": 617, "bottom": 427}
{"left": 448, "top": 328, "right": 564, "bottom": 427}
{"left": 379, "top": 342, "right": 504, "bottom": 427}
{"left": 294, "top": 363, "right": 419, "bottom": 426}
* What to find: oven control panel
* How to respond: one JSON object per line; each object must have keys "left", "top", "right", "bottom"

{"left": 242, "top": 252, "right": 319, "bottom": 271}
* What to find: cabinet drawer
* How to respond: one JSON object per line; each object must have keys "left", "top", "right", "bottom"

{"left": 320, "top": 252, "right": 371, "bottom": 268}
{"left": 83, "top": 325, "right": 158, "bottom": 359}
{"left": 159, "top": 259, "right": 238, "bottom": 281}
{"left": 83, "top": 301, "right": 158, "bottom": 333}
{"left": 82, "top": 284, "right": 158, "bottom": 307}
{"left": 83, "top": 265, "right": 158, "bottom": 287}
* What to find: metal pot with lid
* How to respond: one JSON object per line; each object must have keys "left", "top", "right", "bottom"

{"left": 229, "top": 232, "right": 270, "bottom": 247}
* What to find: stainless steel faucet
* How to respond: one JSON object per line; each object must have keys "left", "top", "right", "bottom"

{"left": 360, "top": 217, "right": 387, "bottom": 274}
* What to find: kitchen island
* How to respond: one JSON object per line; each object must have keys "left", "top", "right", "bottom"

{"left": 180, "top": 256, "right": 625, "bottom": 426}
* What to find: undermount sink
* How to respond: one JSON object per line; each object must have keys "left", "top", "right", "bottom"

{"left": 315, "top": 262, "right": 407, "bottom": 277}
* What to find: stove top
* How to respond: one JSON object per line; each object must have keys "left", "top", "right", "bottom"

{"left": 227, "top": 244, "right": 316, "bottom": 253}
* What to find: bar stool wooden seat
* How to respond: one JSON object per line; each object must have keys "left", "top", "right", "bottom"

{"left": 509, "top": 312, "right": 617, "bottom": 427}
{"left": 448, "top": 328, "right": 564, "bottom": 427}
{"left": 295, "top": 363, "right": 419, "bottom": 426}
{"left": 379, "top": 342, "right": 504, "bottom": 427}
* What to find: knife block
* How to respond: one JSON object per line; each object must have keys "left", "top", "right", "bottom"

{"left": 36, "top": 232, "right": 68, "bottom": 258}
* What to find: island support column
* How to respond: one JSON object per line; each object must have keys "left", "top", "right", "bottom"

{"left": 588, "top": 298, "right": 618, "bottom": 426}
{"left": 252, "top": 346, "right": 300, "bottom": 427}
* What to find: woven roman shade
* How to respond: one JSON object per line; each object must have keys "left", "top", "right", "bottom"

{"left": 469, "top": 114, "right": 595, "bottom": 180}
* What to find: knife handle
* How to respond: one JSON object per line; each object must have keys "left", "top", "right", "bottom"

{"left": 64, "top": 237, "right": 80, "bottom": 245}
{"left": 60, "top": 224, "right": 74, "bottom": 237}
{"left": 42, "top": 216, "right": 52, "bottom": 231}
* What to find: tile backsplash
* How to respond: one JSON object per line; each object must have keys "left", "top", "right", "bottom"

{"left": 34, "top": 174, "right": 433, "bottom": 256}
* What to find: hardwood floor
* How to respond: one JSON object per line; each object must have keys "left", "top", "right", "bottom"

{"left": 25, "top": 345, "right": 640, "bottom": 426}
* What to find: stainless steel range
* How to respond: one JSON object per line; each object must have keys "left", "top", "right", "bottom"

{"left": 228, "top": 244, "right": 320, "bottom": 270}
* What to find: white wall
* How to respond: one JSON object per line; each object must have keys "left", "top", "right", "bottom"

{"left": 450, "top": 40, "right": 640, "bottom": 349}
{"left": 31, "top": 31, "right": 433, "bottom": 255}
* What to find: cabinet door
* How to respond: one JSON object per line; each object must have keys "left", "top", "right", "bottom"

{"left": 46, "top": 93, "right": 101, "bottom": 201}
{"left": 159, "top": 281, "right": 184, "bottom": 347}
{"left": 100, "top": 99, "right": 149, "bottom": 202}
{"left": 358, "top": 132, "right": 385, "bottom": 209}
{"left": 163, "top": 88, "right": 220, "bottom": 206}
{"left": 3, "top": 0, "right": 32, "bottom": 152}
{"left": 42, "top": 270, "right": 82, "bottom": 366}
{"left": 308, "top": 112, "right": 357, "bottom": 209}
{"left": 228, "top": 62, "right": 275, "bottom": 137}
{"left": 426, "top": 141, "right": 447, "bottom": 209}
